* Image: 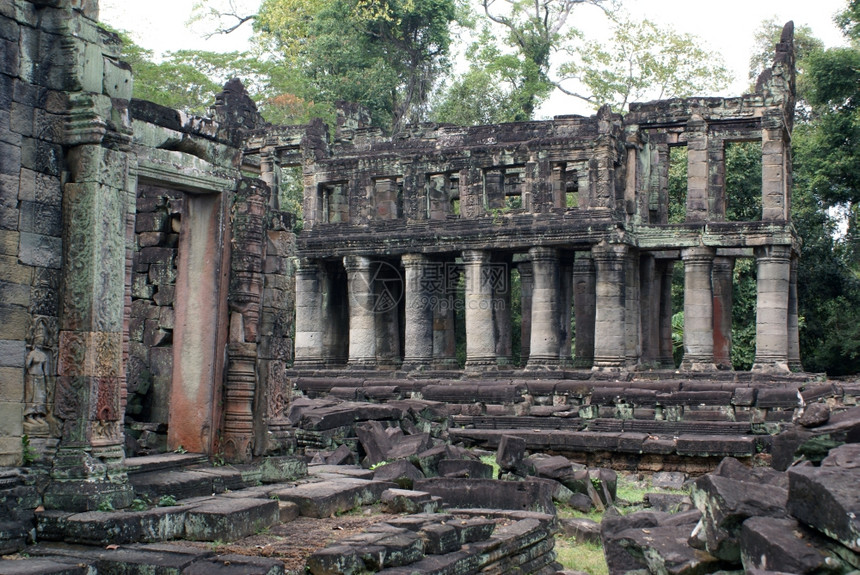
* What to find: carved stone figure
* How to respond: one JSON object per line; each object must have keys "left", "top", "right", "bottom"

{"left": 23, "top": 318, "right": 52, "bottom": 435}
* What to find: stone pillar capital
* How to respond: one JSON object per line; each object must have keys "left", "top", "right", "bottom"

{"left": 528, "top": 246, "right": 558, "bottom": 262}
{"left": 681, "top": 246, "right": 716, "bottom": 262}
{"left": 401, "top": 253, "right": 429, "bottom": 268}
{"left": 343, "top": 255, "right": 373, "bottom": 273}
{"left": 461, "top": 250, "right": 491, "bottom": 265}
{"left": 591, "top": 242, "right": 628, "bottom": 263}
{"left": 754, "top": 245, "right": 791, "bottom": 262}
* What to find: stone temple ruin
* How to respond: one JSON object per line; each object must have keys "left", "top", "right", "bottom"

{"left": 1, "top": 2, "right": 859, "bottom": 574}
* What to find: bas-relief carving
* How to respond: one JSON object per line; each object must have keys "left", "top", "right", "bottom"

{"left": 23, "top": 317, "right": 60, "bottom": 438}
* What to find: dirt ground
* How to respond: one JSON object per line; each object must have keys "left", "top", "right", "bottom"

{"left": 169, "top": 507, "right": 400, "bottom": 574}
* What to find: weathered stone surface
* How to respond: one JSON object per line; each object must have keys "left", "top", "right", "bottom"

{"left": 740, "top": 516, "right": 845, "bottom": 574}
{"left": 496, "top": 435, "right": 526, "bottom": 472}
{"left": 787, "top": 465, "right": 860, "bottom": 552}
{"left": 797, "top": 402, "right": 830, "bottom": 427}
{"left": 184, "top": 498, "right": 279, "bottom": 542}
{"left": 182, "top": 554, "right": 285, "bottom": 575}
{"left": 413, "top": 477, "right": 555, "bottom": 514}
{"left": 821, "top": 443, "right": 860, "bottom": 468}
{"left": 559, "top": 517, "right": 601, "bottom": 544}
{"left": 437, "top": 458, "right": 493, "bottom": 479}
{"left": 373, "top": 460, "right": 425, "bottom": 489}
{"left": 269, "top": 478, "right": 393, "bottom": 518}
{"left": 380, "top": 488, "right": 434, "bottom": 514}
{"left": 691, "top": 472, "right": 788, "bottom": 561}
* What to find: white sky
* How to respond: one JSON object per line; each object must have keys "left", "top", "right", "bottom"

{"left": 98, "top": 0, "right": 850, "bottom": 118}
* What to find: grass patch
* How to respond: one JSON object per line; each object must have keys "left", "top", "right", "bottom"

{"left": 555, "top": 537, "right": 607, "bottom": 575}
{"left": 479, "top": 454, "right": 500, "bottom": 478}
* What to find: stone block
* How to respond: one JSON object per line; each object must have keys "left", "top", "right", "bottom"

{"left": 437, "top": 458, "right": 493, "bottom": 479}
{"left": 787, "top": 465, "right": 860, "bottom": 552}
{"left": 0, "top": 558, "right": 89, "bottom": 574}
{"left": 184, "top": 498, "right": 279, "bottom": 542}
{"left": 413, "top": 477, "right": 555, "bottom": 514}
{"left": 257, "top": 455, "right": 307, "bottom": 483}
{"left": 0, "top": 280, "right": 28, "bottom": 308}
{"left": 821, "top": 443, "right": 860, "bottom": 468}
{"left": 0, "top": 339, "right": 25, "bottom": 367}
{"left": 269, "top": 478, "right": 393, "bottom": 518}
{"left": 306, "top": 545, "right": 364, "bottom": 575}
{"left": 0, "top": 229, "right": 18, "bottom": 257}
{"left": 62, "top": 505, "right": 190, "bottom": 545}
{"left": 419, "top": 523, "right": 460, "bottom": 555}
{"left": 135, "top": 212, "right": 167, "bottom": 233}
{"left": 92, "top": 546, "right": 209, "bottom": 575}
{"left": 496, "top": 434, "right": 526, "bottom": 471}
{"left": 740, "top": 516, "right": 846, "bottom": 574}
{"left": 0, "top": 403, "right": 22, "bottom": 436}
{"left": 0, "top": 305, "right": 30, "bottom": 340}
{"left": 373, "top": 460, "right": 425, "bottom": 490}
{"left": 0, "top": 368, "right": 23, "bottom": 401}
{"left": 18, "top": 232, "right": 61, "bottom": 268}
{"left": 152, "top": 284, "right": 175, "bottom": 307}
{"left": 381, "top": 488, "right": 433, "bottom": 514}
{"left": 691, "top": 473, "right": 788, "bottom": 561}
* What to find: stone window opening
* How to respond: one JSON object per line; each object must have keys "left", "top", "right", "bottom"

{"left": 724, "top": 140, "right": 763, "bottom": 222}
{"left": 319, "top": 181, "right": 349, "bottom": 224}
{"left": 668, "top": 145, "right": 688, "bottom": 224}
{"left": 483, "top": 166, "right": 526, "bottom": 214}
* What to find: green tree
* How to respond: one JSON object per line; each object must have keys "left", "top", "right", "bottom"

{"left": 253, "top": 0, "right": 460, "bottom": 131}
{"left": 560, "top": 17, "right": 732, "bottom": 112}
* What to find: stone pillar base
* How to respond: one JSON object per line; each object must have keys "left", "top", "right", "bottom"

{"left": 465, "top": 358, "right": 498, "bottom": 372}
{"left": 573, "top": 357, "right": 594, "bottom": 369}
{"left": 347, "top": 359, "right": 378, "bottom": 369}
{"left": 752, "top": 360, "right": 792, "bottom": 374}
{"left": 293, "top": 358, "right": 326, "bottom": 370}
{"left": 43, "top": 448, "right": 133, "bottom": 512}
{"left": 526, "top": 357, "right": 560, "bottom": 370}
{"left": 680, "top": 359, "right": 718, "bottom": 372}
{"left": 433, "top": 358, "right": 460, "bottom": 370}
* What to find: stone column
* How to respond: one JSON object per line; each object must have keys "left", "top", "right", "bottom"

{"left": 788, "top": 255, "right": 803, "bottom": 371}
{"left": 592, "top": 243, "right": 627, "bottom": 370}
{"left": 573, "top": 253, "right": 596, "bottom": 368}
{"left": 527, "top": 247, "right": 561, "bottom": 369}
{"left": 494, "top": 256, "right": 513, "bottom": 366}
{"left": 712, "top": 256, "right": 735, "bottom": 370}
{"left": 761, "top": 109, "right": 789, "bottom": 221}
{"left": 345, "top": 256, "right": 378, "bottom": 367}
{"left": 47, "top": 147, "right": 134, "bottom": 511}
{"left": 686, "top": 114, "right": 709, "bottom": 221}
{"left": 463, "top": 250, "right": 496, "bottom": 369}
{"left": 558, "top": 261, "right": 573, "bottom": 366}
{"left": 639, "top": 254, "right": 660, "bottom": 368}
{"left": 433, "top": 291, "right": 458, "bottom": 369}
{"left": 657, "top": 259, "right": 676, "bottom": 368}
{"left": 752, "top": 245, "right": 791, "bottom": 373}
{"left": 625, "top": 250, "right": 641, "bottom": 366}
{"left": 681, "top": 247, "right": 716, "bottom": 371}
{"left": 518, "top": 263, "right": 534, "bottom": 365}
{"left": 402, "top": 254, "right": 434, "bottom": 370}
{"left": 293, "top": 259, "right": 326, "bottom": 368}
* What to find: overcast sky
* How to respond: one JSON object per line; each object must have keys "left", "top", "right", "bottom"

{"left": 99, "top": 0, "right": 850, "bottom": 118}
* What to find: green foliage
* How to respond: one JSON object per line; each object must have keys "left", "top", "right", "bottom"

{"left": 130, "top": 498, "right": 149, "bottom": 512}
{"left": 97, "top": 500, "right": 115, "bottom": 512}
{"left": 479, "top": 454, "right": 501, "bottom": 478}
{"left": 564, "top": 17, "right": 732, "bottom": 112}
{"left": 158, "top": 495, "right": 179, "bottom": 507}
{"left": 254, "top": 0, "right": 460, "bottom": 132}
{"left": 748, "top": 18, "right": 824, "bottom": 90}
{"left": 21, "top": 435, "right": 35, "bottom": 466}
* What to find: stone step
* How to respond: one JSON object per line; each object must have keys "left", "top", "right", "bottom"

{"left": 125, "top": 452, "right": 209, "bottom": 476}
{"left": 23, "top": 542, "right": 284, "bottom": 574}
{"left": 448, "top": 429, "right": 757, "bottom": 458}
{"left": 37, "top": 497, "right": 279, "bottom": 545}
{"left": 269, "top": 478, "right": 394, "bottom": 518}
{"left": 129, "top": 467, "right": 256, "bottom": 501}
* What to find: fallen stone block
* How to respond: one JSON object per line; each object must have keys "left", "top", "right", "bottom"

{"left": 258, "top": 456, "right": 308, "bottom": 483}
{"left": 61, "top": 504, "right": 190, "bottom": 544}
{"left": 652, "top": 471, "right": 687, "bottom": 490}
{"left": 373, "top": 460, "right": 425, "bottom": 489}
{"left": 496, "top": 435, "right": 526, "bottom": 472}
{"left": 0, "top": 558, "right": 90, "bottom": 575}
{"left": 601, "top": 509, "right": 667, "bottom": 574}
{"left": 306, "top": 545, "right": 364, "bottom": 575}
{"left": 821, "top": 442, "right": 860, "bottom": 468}
{"left": 95, "top": 545, "right": 213, "bottom": 575}
{"left": 380, "top": 488, "right": 435, "bottom": 514}
{"left": 740, "top": 516, "right": 849, "bottom": 574}
{"left": 385, "top": 432, "right": 432, "bottom": 461}
{"left": 437, "top": 458, "right": 493, "bottom": 479}
{"left": 278, "top": 501, "right": 299, "bottom": 523}
{"left": 419, "top": 523, "right": 461, "bottom": 555}
{"left": 182, "top": 554, "right": 285, "bottom": 575}
{"left": 645, "top": 493, "right": 694, "bottom": 513}
{"left": 309, "top": 464, "right": 375, "bottom": 480}
{"left": 357, "top": 420, "right": 394, "bottom": 466}
{"left": 589, "top": 468, "right": 617, "bottom": 506}
{"left": 787, "top": 465, "right": 860, "bottom": 553}
{"left": 325, "top": 444, "right": 355, "bottom": 466}
{"left": 184, "top": 498, "right": 279, "bottom": 542}
{"left": 270, "top": 478, "right": 393, "bottom": 518}
{"left": 413, "top": 477, "right": 555, "bottom": 514}
{"left": 691, "top": 473, "right": 788, "bottom": 561}
{"left": 619, "top": 523, "right": 724, "bottom": 575}
{"left": 559, "top": 517, "right": 601, "bottom": 544}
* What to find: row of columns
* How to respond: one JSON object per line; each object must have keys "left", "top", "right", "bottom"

{"left": 293, "top": 244, "right": 801, "bottom": 373}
